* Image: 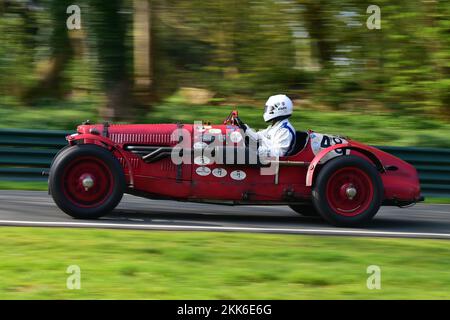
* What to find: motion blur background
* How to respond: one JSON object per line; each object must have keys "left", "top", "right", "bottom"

{"left": 0, "top": 0, "right": 449, "bottom": 146}
{"left": 0, "top": 1, "right": 450, "bottom": 300}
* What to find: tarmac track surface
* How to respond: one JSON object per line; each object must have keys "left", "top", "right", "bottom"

{"left": 0, "top": 191, "right": 449, "bottom": 239}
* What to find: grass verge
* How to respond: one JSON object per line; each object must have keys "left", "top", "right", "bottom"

{"left": 0, "top": 227, "right": 449, "bottom": 299}
{"left": 0, "top": 181, "right": 48, "bottom": 191}
{"left": 424, "top": 198, "right": 450, "bottom": 204}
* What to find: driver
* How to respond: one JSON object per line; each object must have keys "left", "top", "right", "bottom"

{"left": 236, "top": 94, "right": 296, "bottom": 158}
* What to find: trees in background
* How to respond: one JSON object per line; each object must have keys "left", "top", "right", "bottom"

{"left": 23, "top": 0, "right": 74, "bottom": 102}
{"left": 0, "top": 0, "right": 448, "bottom": 119}
{"left": 89, "top": 0, "right": 132, "bottom": 120}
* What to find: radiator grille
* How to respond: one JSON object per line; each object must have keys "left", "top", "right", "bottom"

{"left": 111, "top": 133, "right": 172, "bottom": 145}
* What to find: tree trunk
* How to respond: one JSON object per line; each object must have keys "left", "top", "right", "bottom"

{"left": 303, "top": 0, "right": 334, "bottom": 69}
{"left": 91, "top": 0, "right": 132, "bottom": 121}
{"left": 101, "top": 80, "right": 131, "bottom": 120}
{"left": 133, "top": 0, "right": 154, "bottom": 106}
{"left": 23, "top": 0, "right": 73, "bottom": 103}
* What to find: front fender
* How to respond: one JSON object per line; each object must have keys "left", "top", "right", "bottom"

{"left": 305, "top": 143, "right": 385, "bottom": 187}
{"left": 67, "top": 133, "right": 116, "bottom": 148}
{"left": 66, "top": 133, "right": 135, "bottom": 187}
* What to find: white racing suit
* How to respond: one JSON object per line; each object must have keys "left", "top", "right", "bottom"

{"left": 245, "top": 118, "right": 296, "bottom": 158}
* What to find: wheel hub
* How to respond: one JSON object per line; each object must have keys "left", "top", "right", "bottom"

{"left": 80, "top": 174, "right": 95, "bottom": 191}
{"left": 345, "top": 185, "right": 357, "bottom": 200}
{"left": 339, "top": 183, "right": 357, "bottom": 200}
{"left": 326, "top": 167, "right": 374, "bottom": 217}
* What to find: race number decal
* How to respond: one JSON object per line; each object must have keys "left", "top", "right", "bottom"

{"left": 310, "top": 132, "right": 349, "bottom": 163}
{"left": 230, "top": 170, "right": 246, "bottom": 181}
{"left": 193, "top": 142, "right": 208, "bottom": 150}
{"left": 194, "top": 156, "right": 211, "bottom": 165}
{"left": 196, "top": 166, "right": 211, "bottom": 176}
{"left": 212, "top": 168, "right": 227, "bottom": 178}
{"left": 229, "top": 131, "right": 243, "bottom": 143}
{"left": 195, "top": 125, "right": 211, "bottom": 133}
{"left": 208, "top": 128, "right": 222, "bottom": 135}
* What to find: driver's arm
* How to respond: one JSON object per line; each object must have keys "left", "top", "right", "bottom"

{"left": 244, "top": 125, "right": 267, "bottom": 142}
{"left": 235, "top": 117, "right": 265, "bottom": 141}
{"left": 257, "top": 127, "right": 292, "bottom": 158}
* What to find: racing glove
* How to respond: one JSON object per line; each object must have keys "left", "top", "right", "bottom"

{"left": 234, "top": 117, "right": 247, "bottom": 132}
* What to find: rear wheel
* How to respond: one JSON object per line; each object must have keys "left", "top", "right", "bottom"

{"left": 312, "top": 155, "right": 383, "bottom": 227}
{"left": 289, "top": 204, "right": 319, "bottom": 217}
{"left": 49, "top": 144, "right": 125, "bottom": 219}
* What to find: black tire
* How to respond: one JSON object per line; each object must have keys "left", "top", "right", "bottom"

{"left": 49, "top": 144, "right": 125, "bottom": 219}
{"left": 51, "top": 145, "right": 72, "bottom": 167}
{"left": 312, "top": 155, "right": 383, "bottom": 227}
{"left": 48, "top": 145, "right": 72, "bottom": 195}
{"left": 289, "top": 204, "right": 320, "bottom": 217}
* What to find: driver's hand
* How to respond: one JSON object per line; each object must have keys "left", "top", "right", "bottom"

{"left": 234, "top": 117, "right": 247, "bottom": 132}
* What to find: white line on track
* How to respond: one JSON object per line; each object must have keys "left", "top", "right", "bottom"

{"left": 0, "top": 219, "right": 450, "bottom": 239}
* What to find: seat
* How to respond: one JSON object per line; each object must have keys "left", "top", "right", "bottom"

{"left": 286, "top": 131, "right": 309, "bottom": 156}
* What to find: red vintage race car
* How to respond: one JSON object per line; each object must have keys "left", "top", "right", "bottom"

{"left": 48, "top": 111, "right": 423, "bottom": 227}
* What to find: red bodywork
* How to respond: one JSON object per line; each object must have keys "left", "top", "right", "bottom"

{"left": 67, "top": 123, "right": 422, "bottom": 205}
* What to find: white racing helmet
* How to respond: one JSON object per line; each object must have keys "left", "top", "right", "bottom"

{"left": 263, "top": 94, "right": 293, "bottom": 122}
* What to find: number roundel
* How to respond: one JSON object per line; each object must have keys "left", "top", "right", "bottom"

{"left": 230, "top": 170, "right": 246, "bottom": 181}
{"left": 212, "top": 168, "right": 227, "bottom": 178}
{"left": 310, "top": 132, "right": 349, "bottom": 163}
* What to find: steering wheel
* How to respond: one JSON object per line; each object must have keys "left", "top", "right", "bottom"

{"left": 223, "top": 110, "right": 239, "bottom": 125}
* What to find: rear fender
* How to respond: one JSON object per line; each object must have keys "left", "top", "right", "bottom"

{"left": 66, "top": 133, "right": 135, "bottom": 187}
{"left": 306, "top": 143, "right": 385, "bottom": 187}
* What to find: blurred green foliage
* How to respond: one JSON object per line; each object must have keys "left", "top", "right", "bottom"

{"left": 2, "top": 97, "right": 450, "bottom": 148}
{"left": 0, "top": 0, "right": 449, "bottom": 134}
{"left": 146, "top": 101, "right": 450, "bottom": 148}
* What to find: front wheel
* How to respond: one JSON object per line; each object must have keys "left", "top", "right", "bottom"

{"left": 49, "top": 144, "right": 125, "bottom": 219}
{"left": 312, "top": 155, "right": 383, "bottom": 227}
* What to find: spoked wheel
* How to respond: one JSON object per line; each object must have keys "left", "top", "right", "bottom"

{"left": 49, "top": 145, "right": 125, "bottom": 219}
{"left": 312, "top": 155, "right": 383, "bottom": 227}
{"left": 289, "top": 204, "right": 319, "bottom": 217}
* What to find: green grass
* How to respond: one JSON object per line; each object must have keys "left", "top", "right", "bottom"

{"left": 1, "top": 95, "right": 449, "bottom": 147}
{"left": 0, "top": 181, "right": 48, "bottom": 191}
{"left": 424, "top": 198, "right": 450, "bottom": 204}
{"left": 0, "top": 227, "right": 449, "bottom": 299}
